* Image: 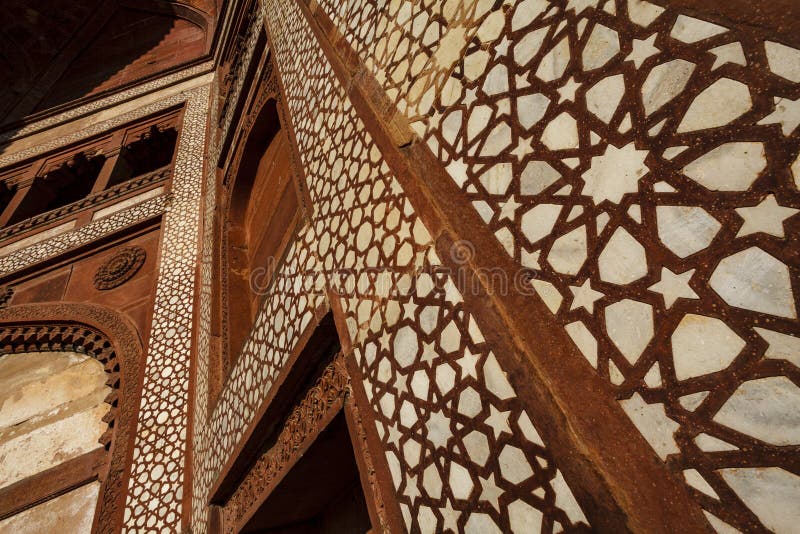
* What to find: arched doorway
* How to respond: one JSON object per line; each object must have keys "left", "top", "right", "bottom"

{"left": 0, "top": 303, "right": 144, "bottom": 533}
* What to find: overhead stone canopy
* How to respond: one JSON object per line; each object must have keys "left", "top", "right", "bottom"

{"left": 0, "top": 0, "right": 217, "bottom": 126}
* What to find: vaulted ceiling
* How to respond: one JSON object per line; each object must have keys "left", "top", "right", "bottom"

{"left": 0, "top": 0, "right": 217, "bottom": 127}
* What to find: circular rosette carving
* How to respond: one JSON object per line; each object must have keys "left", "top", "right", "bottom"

{"left": 94, "top": 246, "right": 146, "bottom": 290}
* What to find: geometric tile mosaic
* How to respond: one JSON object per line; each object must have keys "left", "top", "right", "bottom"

{"left": 314, "top": 0, "right": 800, "bottom": 530}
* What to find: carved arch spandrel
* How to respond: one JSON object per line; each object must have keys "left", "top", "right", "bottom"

{"left": 0, "top": 302, "right": 145, "bottom": 534}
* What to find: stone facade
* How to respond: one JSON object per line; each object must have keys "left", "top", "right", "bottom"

{"left": 0, "top": 0, "right": 798, "bottom": 533}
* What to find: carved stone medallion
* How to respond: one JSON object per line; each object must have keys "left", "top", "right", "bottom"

{"left": 93, "top": 246, "right": 146, "bottom": 290}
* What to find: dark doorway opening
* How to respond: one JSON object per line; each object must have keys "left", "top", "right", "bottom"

{"left": 240, "top": 411, "right": 373, "bottom": 534}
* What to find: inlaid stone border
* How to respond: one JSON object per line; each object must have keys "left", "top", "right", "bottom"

{"left": 0, "top": 62, "right": 214, "bottom": 145}
{"left": 120, "top": 83, "right": 211, "bottom": 532}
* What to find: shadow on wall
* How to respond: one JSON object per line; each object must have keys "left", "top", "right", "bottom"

{"left": 0, "top": 0, "right": 210, "bottom": 156}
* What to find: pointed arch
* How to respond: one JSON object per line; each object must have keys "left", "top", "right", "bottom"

{"left": 0, "top": 302, "right": 144, "bottom": 534}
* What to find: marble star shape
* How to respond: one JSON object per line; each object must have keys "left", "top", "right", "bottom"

{"left": 478, "top": 473, "right": 505, "bottom": 512}
{"left": 387, "top": 422, "right": 403, "bottom": 445}
{"left": 498, "top": 194, "right": 523, "bottom": 220}
{"left": 495, "top": 36, "right": 511, "bottom": 58}
{"left": 484, "top": 404, "right": 512, "bottom": 437}
{"left": 399, "top": 220, "right": 412, "bottom": 238}
{"left": 404, "top": 472, "right": 421, "bottom": 502}
{"left": 581, "top": 142, "right": 650, "bottom": 204}
{"left": 757, "top": 96, "right": 800, "bottom": 136}
{"left": 625, "top": 33, "right": 660, "bottom": 68}
{"left": 394, "top": 372, "right": 409, "bottom": 395}
{"left": 426, "top": 409, "right": 453, "bottom": 448}
{"left": 440, "top": 501, "right": 461, "bottom": 532}
{"left": 511, "top": 135, "right": 534, "bottom": 161}
{"left": 456, "top": 347, "right": 481, "bottom": 379}
{"left": 648, "top": 267, "right": 699, "bottom": 308}
{"left": 421, "top": 341, "right": 438, "bottom": 366}
{"left": 428, "top": 110, "right": 443, "bottom": 131}
{"left": 558, "top": 76, "right": 581, "bottom": 103}
{"left": 403, "top": 300, "right": 418, "bottom": 319}
{"left": 379, "top": 329, "right": 392, "bottom": 350}
{"left": 569, "top": 279, "right": 605, "bottom": 312}
{"left": 735, "top": 194, "right": 799, "bottom": 237}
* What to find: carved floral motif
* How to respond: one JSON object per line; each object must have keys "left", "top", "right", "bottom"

{"left": 222, "top": 356, "right": 350, "bottom": 532}
{"left": 94, "top": 246, "right": 147, "bottom": 290}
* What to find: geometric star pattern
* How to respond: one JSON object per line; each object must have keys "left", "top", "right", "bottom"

{"left": 735, "top": 194, "right": 799, "bottom": 237}
{"left": 648, "top": 267, "right": 699, "bottom": 308}
{"left": 11, "top": 1, "right": 799, "bottom": 533}
{"left": 188, "top": 1, "right": 597, "bottom": 533}
{"left": 314, "top": 0, "right": 800, "bottom": 530}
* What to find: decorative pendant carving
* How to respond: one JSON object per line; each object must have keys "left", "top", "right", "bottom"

{"left": 0, "top": 287, "right": 12, "bottom": 308}
{"left": 94, "top": 246, "right": 146, "bottom": 290}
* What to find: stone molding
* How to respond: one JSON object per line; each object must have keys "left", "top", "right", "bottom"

{"left": 221, "top": 355, "right": 350, "bottom": 532}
